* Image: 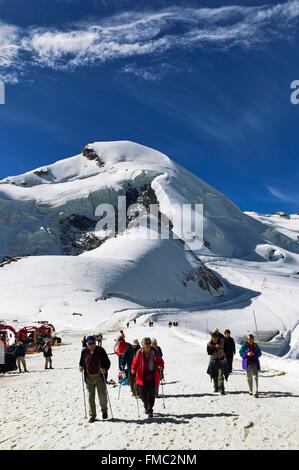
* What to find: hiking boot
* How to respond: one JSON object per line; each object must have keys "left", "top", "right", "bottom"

{"left": 253, "top": 393, "right": 259, "bottom": 398}
{"left": 49, "top": 367, "right": 54, "bottom": 369}
{"left": 213, "top": 388, "right": 218, "bottom": 393}
{"left": 102, "top": 412, "right": 108, "bottom": 420}
{"left": 89, "top": 417, "right": 96, "bottom": 423}
{"left": 147, "top": 413, "right": 153, "bottom": 419}
{"left": 18, "top": 369, "right": 21, "bottom": 374}
{"left": 25, "top": 369, "right": 29, "bottom": 373}
{"left": 220, "top": 389, "right": 226, "bottom": 395}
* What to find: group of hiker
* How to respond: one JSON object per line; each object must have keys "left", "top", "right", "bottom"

{"left": 207, "top": 328, "right": 262, "bottom": 397}
{"left": 79, "top": 331, "right": 164, "bottom": 422}
{"left": 13, "top": 337, "right": 54, "bottom": 373}
{"left": 79, "top": 324, "right": 262, "bottom": 423}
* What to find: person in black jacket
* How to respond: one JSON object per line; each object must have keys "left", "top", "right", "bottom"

{"left": 224, "top": 329, "right": 236, "bottom": 374}
{"left": 207, "top": 332, "right": 229, "bottom": 394}
{"left": 120, "top": 339, "right": 140, "bottom": 396}
{"left": 79, "top": 335, "right": 111, "bottom": 423}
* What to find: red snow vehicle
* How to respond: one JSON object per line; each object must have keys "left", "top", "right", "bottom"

{"left": 16, "top": 326, "right": 38, "bottom": 352}
{"left": 36, "top": 322, "right": 61, "bottom": 345}
{"left": 17, "top": 326, "right": 37, "bottom": 344}
{"left": 36, "top": 321, "right": 55, "bottom": 338}
{"left": 17, "top": 322, "right": 61, "bottom": 352}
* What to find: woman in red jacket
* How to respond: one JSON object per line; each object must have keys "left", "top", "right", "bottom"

{"left": 131, "top": 337, "right": 164, "bottom": 418}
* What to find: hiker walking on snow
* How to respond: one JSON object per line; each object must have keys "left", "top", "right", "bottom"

{"left": 239, "top": 333, "right": 262, "bottom": 398}
{"left": 43, "top": 339, "right": 54, "bottom": 370}
{"left": 120, "top": 339, "right": 141, "bottom": 396}
{"left": 224, "top": 329, "right": 236, "bottom": 374}
{"left": 14, "top": 341, "right": 28, "bottom": 373}
{"left": 79, "top": 335, "right": 111, "bottom": 423}
{"left": 207, "top": 332, "right": 229, "bottom": 394}
{"left": 131, "top": 337, "right": 164, "bottom": 418}
{"left": 151, "top": 338, "right": 164, "bottom": 397}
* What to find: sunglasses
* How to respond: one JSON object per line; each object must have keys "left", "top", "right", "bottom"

{"left": 144, "top": 342, "right": 151, "bottom": 346}
{"left": 87, "top": 342, "right": 95, "bottom": 346}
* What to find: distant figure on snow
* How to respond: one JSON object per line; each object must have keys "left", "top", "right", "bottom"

{"left": 239, "top": 333, "right": 262, "bottom": 398}
{"left": 43, "top": 338, "right": 54, "bottom": 370}
{"left": 95, "top": 333, "right": 103, "bottom": 347}
{"left": 82, "top": 336, "right": 87, "bottom": 348}
{"left": 14, "top": 341, "right": 28, "bottom": 373}
{"left": 120, "top": 330, "right": 125, "bottom": 340}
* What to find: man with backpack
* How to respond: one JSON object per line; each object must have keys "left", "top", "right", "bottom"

{"left": 131, "top": 337, "right": 164, "bottom": 418}
{"left": 79, "top": 335, "right": 111, "bottom": 423}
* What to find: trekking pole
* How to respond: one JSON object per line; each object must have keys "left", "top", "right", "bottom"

{"left": 118, "top": 383, "right": 122, "bottom": 400}
{"left": 160, "top": 370, "right": 166, "bottom": 410}
{"left": 253, "top": 310, "right": 260, "bottom": 342}
{"left": 136, "top": 395, "right": 141, "bottom": 419}
{"left": 102, "top": 372, "right": 114, "bottom": 421}
{"left": 81, "top": 372, "right": 87, "bottom": 419}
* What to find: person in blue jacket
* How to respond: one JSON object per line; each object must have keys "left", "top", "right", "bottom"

{"left": 14, "top": 341, "right": 28, "bottom": 373}
{"left": 239, "top": 333, "right": 262, "bottom": 398}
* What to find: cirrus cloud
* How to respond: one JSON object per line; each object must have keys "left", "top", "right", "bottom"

{"left": 1, "top": 0, "right": 299, "bottom": 83}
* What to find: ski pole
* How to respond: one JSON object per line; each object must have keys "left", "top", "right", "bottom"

{"left": 102, "top": 372, "right": 114, "bottom": 421}
{"left": 81, "top": 372, "right": 87, "bottom": 419}
{"left": 118, "top": 383, "right": 122, "bottom": 400}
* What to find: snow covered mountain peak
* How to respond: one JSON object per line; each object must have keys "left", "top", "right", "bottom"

{"left": 0, "top": 140, "right": 299, "bottom": 261}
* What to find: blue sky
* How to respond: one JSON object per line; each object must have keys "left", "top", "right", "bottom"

{"left": 0, "top": 0, "right": 299, "bottom": 213}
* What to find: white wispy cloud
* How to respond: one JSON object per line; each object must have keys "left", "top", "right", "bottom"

{"left": 268, "top": 185, "right": 299, "bottom": 203}
{"left": 121, "top": 63, "right": 179, "bottom": 81}
{"left": 1, "top": 0, "right": 299, "bottom": 83}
